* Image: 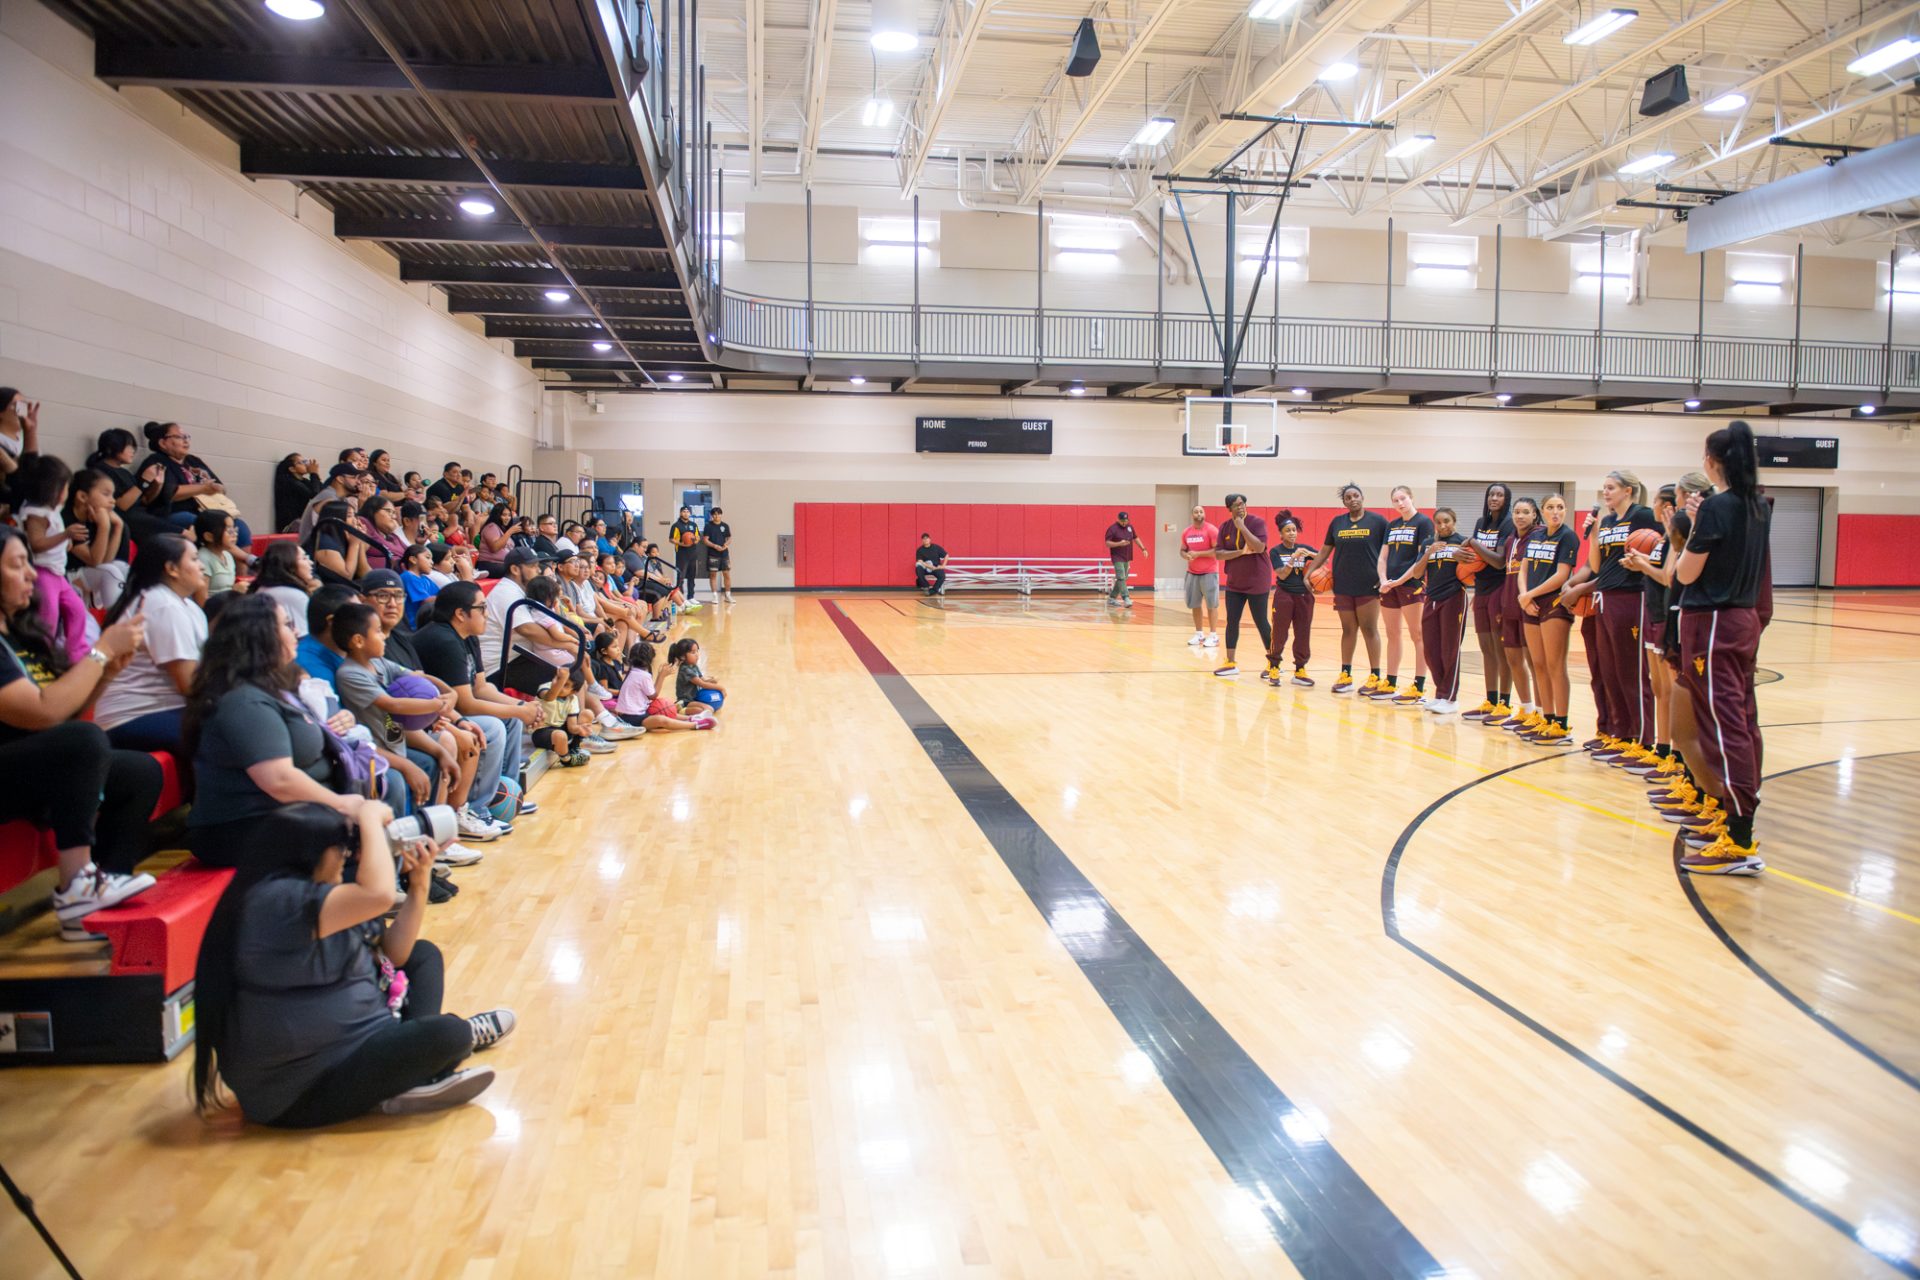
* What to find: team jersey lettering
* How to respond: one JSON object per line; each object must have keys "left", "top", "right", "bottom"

{"left": 1336, "top": 525, "right": 1376, "bottom": 541}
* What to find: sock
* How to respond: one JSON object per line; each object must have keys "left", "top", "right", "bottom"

{"left": 1488, "top": 689, "right": 1500, "bottom": 706}
{"left": 1654, "top": 743, "right": 1670, "bottom": 758}
{"left": 1499, "top": 690, "right": 1511, "bottom": 705}
{"left": 1343, "top": 665, "right": 1353, "bottom": 675}
{"left": 1725, "top": 814, "right": 1756, "bottom": 847}
{"left": 1413, "top": 676, "right": 1426, "bottom": 691}
{"left": 1383, "top": 675, "right": 1396, "bottom": 687}
{"left": 1371, "top": 668, "right": 1382, "bottom": 678}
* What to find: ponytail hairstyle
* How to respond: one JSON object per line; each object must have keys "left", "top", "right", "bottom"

{"left": 667, "top": 637, "right": 698, "bottom": 666}
{"left": 1605, "top": 469, "right": 1648, "bottom": 508}
{"left": 142, "top": 420, "right": 173, "bottom": 451}
{"left": 1477, "top": 482, "right": 1512, "bottom": 533}
{"left": 1677, "top": 469, "right": 1713, "bottom": 499}
{"left": 104, "top": 532, "right": 193, "bottom": 626}
{"left": 1510, "top": 497, "right": 1541, "bottom": 536}
{"left": 1654, "top": 483, "right": 1678, "bottom": 514}
{"left": 88, "top": 427, "right": 139, "bottom": 471}
{"left": 1705, "top": 421, "right": 1764, "bottom": 518}
{"left": 1274, "top": 507, "right": 1299, "bottom": 534}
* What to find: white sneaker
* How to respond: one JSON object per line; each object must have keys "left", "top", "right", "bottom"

{"left": 456, "top": 809, "right": 503, "bottom": 843}
{"left": 1188, "top": 632, "right": 1205, "bottom": 646}
{"left": 1203, "top": 634, "right": 1219, "bottom": 648}
{"left": 439, "top": 841, "right": 486, "bottom": 867}
{"left": 468, "top": 1009, "right": 516, "bottom": 1051}
{"left": 52, "top": 866, "right": 156, "bottom": 940}
{"left": 598, "top": 722, "right": 644, "bottom": 741}
{"left": 1425, "top": 699, "right": 1458, "bottom": 714}
{"left": 724, "top": 591, "right": 735, "bottom": 602}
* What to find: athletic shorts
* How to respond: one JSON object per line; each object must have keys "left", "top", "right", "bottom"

{"left": 1381, "top": 581, "right": 1424, "bottom": 609}
{"left": 1333, "top": 591, "right": 1379, "bottom": 613}
{"left": 708, "top": 552, "right": 730, "bottom": 571}
{"left": 1643, "top": 618, "right": 1666, "bottom": 652}
{"left": 531, "top": 726, "right": 567, "bottom": 751}
{"left": 1499, "top": 601, "right": 1527, "bottom": 648}
{"left": 1184, "top": 572, "right": 1220, "bottom": 609}
{"left": 1472, "top": 585, "right": 1502, "bottom": 629}
{"left": 1522, "top": 596, "right": 1575, "bottom": 626}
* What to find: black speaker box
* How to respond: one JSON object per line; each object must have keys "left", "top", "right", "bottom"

{"left": 1066, "top": 18, "right": 1101, "bottom": 78}
{"left": 1640, "top": 64, "right": 1689, "bottom": 116}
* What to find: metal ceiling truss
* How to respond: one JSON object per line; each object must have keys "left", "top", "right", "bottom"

{"left": 799, "top": 0, "right": 841, "bottom": 184}
{"left": 896, "top": 0, "right": 1003, "bottom": 197}
{"left": 94, "top": 44, "right": 617, "bottom": 103}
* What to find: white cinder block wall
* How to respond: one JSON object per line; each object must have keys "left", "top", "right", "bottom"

{"left": 0, "top": 2, "right": 540, "bottom": 532}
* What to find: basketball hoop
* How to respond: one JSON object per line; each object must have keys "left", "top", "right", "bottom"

{"left": 1225, "top": 443, "right": 1249, "bottom": 466}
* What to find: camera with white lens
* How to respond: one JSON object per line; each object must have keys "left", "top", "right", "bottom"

{"left": 385, "top": 805, "right": 456, "bottom": 848}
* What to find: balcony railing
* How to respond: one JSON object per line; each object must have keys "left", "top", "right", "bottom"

{"left": 710, "top": 285, "right": 1918, "bottom": 394}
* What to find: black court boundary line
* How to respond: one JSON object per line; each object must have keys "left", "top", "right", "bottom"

{"left": 1381, "top": 755, "right": 1920, "bottom": 1279}
{"left": 821, "top": 600, "right": 1441, "bottom": 1280}
{"left": 1674, "top": 750, "right": 1920, "bottom": 1095}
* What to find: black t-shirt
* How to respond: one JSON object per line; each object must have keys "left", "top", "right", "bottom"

{"left": 0, "top": 633, "right": 61, "bottom": 747}
{"left": 1681, "top": 492, "right": 1771, "bottom": 610}
{"left": 1522, "top": 525, "right": 1581, "bottom": 594}
{"left": 1592, "top": 504, "right": 1661, "bottom": 593}
{"left": 670, "top": 519, "right": 700, "bottom": 554}
{"left": 1384, "top": 513, "right": 1435, "bottom": 580}
{"left": 1323, "top": 512, "right": 1389, "bottom": 596}
{"left": 370, "top": 469, "right": 405, "bottom": 494}
{"left": 916, "top": 543, "right": 947, "bottom": 567}
{"left": 425, "top": 478, "right": 463, "bottom": 507}
{"left": 1423, "top": 533, "right": 1468, "bottom": 603}
{"left": 706, "top": 520, "right": 732, "bottom": 550}
{"left": 1271, "top": 541, "right": 1319, "bottom": 595}
{"left": 383, "top": 623, "right": 421, "bottom": 672}
{"left": 1642, "top": 535, "right": 1671, "bottom": 617}
{"left": 1468, "top": 515, "right": 1514, "bottom": 592}
{"left": 413, "top": 621, "right": 480, "bottom": 689}
{"left": 143, "top": 453, "right": 220, "bottom": 517}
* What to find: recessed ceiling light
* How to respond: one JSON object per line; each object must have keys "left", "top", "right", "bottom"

{"left": 1564, "top": 7, "right": 1636, "bottom": 45}
{"left": 1495, "top": 392, "right": 1513, "bottom": 403}
{"left": 543, "top": 290, "right": 571, "bottom": 302}
{"left": 457, "top": 197, "right": 495, "bottom": 217}
{"left": 1684, "top": 398, "right": 1702, "bottom": 409}
{"left": 1618, "top": 152, "right": 1675, "bottom": 175}
{"left": 1129, "top": 117, "right": 1176, "bottom": 149}
{"left": 1318, "top": 61, "right": 1358, "bottom": 82}
{"left": 1291, "top": 387, "right": 1309, "bottom": 396}
{"left": 1702, "top": 92, "right": 1747, "bottom": 113}
{"left": 1385, "top": 133, "right": 1436, "bottom": 159}
{"left": 265, "top": 0, "right": 325, "bottom": 18}
{"left": 849, "top": 375, "right": 868, "bottom": 385}
{"left": 1248, "top": 0, "right": 1299, "bottom": 18}
{"left": 667, "top": 372, "right": 686, "bottom": 382}
{"left": 592, "top": 341, "right": 613, "bottom": 352}
{"left": 1847, "top": 36, "right": 1920, "bottom": 77}
{"left": 1860, "top": 403, "right": 1877, "bottom": 414}
{"left": 869, "top": 0, "right": 920, "bottom": 54}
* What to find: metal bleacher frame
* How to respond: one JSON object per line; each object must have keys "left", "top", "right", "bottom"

{"left": 940, "top": 556, "right": 1116, "bottom": 594}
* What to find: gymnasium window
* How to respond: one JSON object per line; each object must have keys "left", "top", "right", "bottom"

{"left": 1726, "top": 250, "right": 1792, "bottom": 304}
{"left": 862, "top": 216, "right": 934, "bottom": 267}
{"left": 703, "top": 211, "right": 742, "bottom": 262}
{"left": 1238, "top": 226, "right": 1306, "bottom": 280}
{"left": 1052, "top": 216, "right": 1126, "bottom": 272}
{"left": 1571, "top": 235, "right": 1634, "bottom": 299}
{"left": 1406, "top": 232, "right": 1478, "bottom": 288}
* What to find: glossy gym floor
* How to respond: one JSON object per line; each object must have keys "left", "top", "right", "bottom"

{"left": 3, "top": 589, "right": 1917, "bottom": 1279}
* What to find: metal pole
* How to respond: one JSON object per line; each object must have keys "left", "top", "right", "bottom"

{"left": 1383, "top": 216, "right": 1393, "bottom": 379}
{"left": 1885, "top": 247, "right": 1899, "bottom": 401}
{"left": 1695, "top": 250, "right": 1706, "bottom": 394}
{"left": 1596, "top": 231, "right": 1607, "bottom": 384}
{"left": 716, "top": 162, "right": 725, "bottom": 345}
{"left": 677, "top": 0, "right": 688, "bottom": 214}
{"left": 1155, "top": 203, "right": 1165, "bottom": 381}
{"left": 1490, "top": 225, "right": 1502, "bottom": 384}
{"left": 1222, "top": 194, "right": 1236, "bottom": 395}
{"left": 912, "top": 193, "right": 921, "bottom": 366}
{"left": 805, "top": 186, "right": 814, "bottom": 365}
{"left": 1036, "top": 199, "right": 1045, "bottom": 370}
{"left": 697, "top": 67, "right": 707, "bottom": 286}
{"left": 1790, "top": 242, "right": 1804, "bottom": 393}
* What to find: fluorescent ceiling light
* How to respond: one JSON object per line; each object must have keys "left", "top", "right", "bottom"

{"left": 1317, "top": 62, "right": 1359, "bottom": 82}
{"left": 1729, "top": 278, "right": 1783, "bottom": 288}
{"left": 1618, "top": 152, "right": 1675, "bottom": 175}
{"left": 870, "top": 0, "right": 920, "bottom": 54}
{"left": 849, "top": 375, "right": 867, "bottom": 385}
{"left": 457, "top": 197, "right": 495, "bottom": 217}
{"left": 871, "top": 30, "right": 919, "bottom": 51}
{"left": 1847, "top": 36, "right": 1920, "bottom": 77}
{"left": 1248, "top": 0, "right": 1299, "bottom": 18}
{"left": 862, "top": 98, "right": 895, "bottom": 128}
{"left": 1386, "top": 133, "right": 1436, "bottom": 159}
{"left": 1068, "top": 383, "right": 1087, "bottom": 396}
{"left": 592, "top": 341, "right": 613, "bottom": 351}
{"left": 543, "top": 290, "right": 571, "bottom": 302}
{"left": 1702, "top": 92, "right": 1747, "bottom": 113}
{"left": 265, "top": 0, "right": 325, "bottom": 18}
{"left": 1564, "top": 7, "right": 1636, "bottom": 45}
{"left": 667, "top": 372, "right": 686, "bottom": 382}
{"left": 1129, "top": 117, "right": 1176, "bottom": 149}
{"left": 1411, "top": 262, "right": 1473, "bottom": 272}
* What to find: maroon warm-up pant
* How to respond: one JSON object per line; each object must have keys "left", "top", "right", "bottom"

{"left": 1268, "top": 590, "right": 1313, "bottom": 668}
{"left": 1595, "top": 589, "right": 1654, "bottom": 746}
{"left": 1678, "top": 607, "right": 1763, "bottom": 817}
{"left": 1421, "top": 592, "right": 1469, "bottom": 702}
{"left": 1581, "top": 613, "right": 1606, "bottom": 736}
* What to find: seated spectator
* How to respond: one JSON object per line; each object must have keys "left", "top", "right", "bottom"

{"left": 426, "top": 542, "right": 468, "bottom": 587}
{"left": 557, "top": 521, "right": 587, "bottom": 557}
{"left": 183, "top": 594, "right": 363, "bottom": 868}
{"left": 529, "top": 514, "right": 565, "bottom": 559}
{"left": 611, "top": 640, "right": 711, "bottom": 732}
{"left": 424, "top": 461, "right": 465, "bottom": 508}
{"left": 294, "top": 584, "right": 362, "bottom": 687}
{"left": 0, "top": 387, "right": 40, "bottom": 490}
{"left": 474, "top": 505, "right": 515, "bottom": 575}
{"left": 358, "top": 569, "right": 419, "bottom": 667}
{"left": 274, "top": 453, "right": 324, "bottom": 533}
{"left": 139, "top": 420, "right": 252, "bottom": 549}
{"left": 194, "top": 509, "right": 243, "bottom": 600}
{"left": 499, "top": 572, "right": 580, "bottom": 696}
{"left": 402, "top": 470, "right": 426, "bottom": 503}
{"left": 634, "top": 542, "right": 689, "bottom": 617}
{"left": 398, "top": 499, "right": 430, "bottom": 548}
{"left": 338, "top": 446, "right": 369, "bottom": 471}
{"left": 534, "top": 667, "right": 592, "bottom": 767}
{"left": 94, "top": 534, "right": 208, "bottom": 753}
{"left": 398, "top": 545, "right": 439, "bottom": 627}
{"left": 18, "top": 455, "right": 94, "bottom": 663}
{"left": 297, "top": 463, "right": 362, "bottom": 540}
{"left": 0, "top": 526, "right": 162, "bottom": 938}
{"left": 359, "top": 495, "right": 408, "bottom": 572}
{"left": 87, "top": 428, "right": 173, "bottom": 544}
{"left": 307, "top": 500, "right": 370, "bottom": 586}
{"left": 367, "top": 448, "right": 405, "bottom": 495}
{"left": 668, "top": 637, "right": 726, "bottom": 716}
{"left": 252, "top": 543, "right": 317, "bottom": 637}
{"left": 64, "top": 466, "right": 129, "bottom": 609}
{"left": 413, "top": 582, "right": 540, "bottom": 820}
{"left": 592, "top": 517, "right": 619, "bottom": 558}
{"left": 479, "top": 546, "right": 542, "bottom": 680}
{"left": 192, "top": 798, "right": 514, "bottom": 1127}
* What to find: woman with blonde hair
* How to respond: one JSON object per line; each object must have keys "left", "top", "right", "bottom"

{"left": 1583, "top": 469, "right": 1662, "bottom": 766}
{"left": 1621, "top": 472, "right": 1712, "bottom": 780}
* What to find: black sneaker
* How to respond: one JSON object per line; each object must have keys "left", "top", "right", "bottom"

{"left": 468, "top": 1009, "right": 517, "bottom": 1051}
{"left": 379, "top": 1066, "right": 496, "bottom": 1115}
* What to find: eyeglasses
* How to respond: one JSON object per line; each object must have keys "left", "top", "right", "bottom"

{"left": 164, "top": 433, "right": 191, "bottom": 443}
{"left": 366, "top": 590, "right": 404, "bottom": 603}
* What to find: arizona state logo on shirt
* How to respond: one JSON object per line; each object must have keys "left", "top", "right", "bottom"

{"left": 1695, "top": 656, "right": 1707, "bottom": 675}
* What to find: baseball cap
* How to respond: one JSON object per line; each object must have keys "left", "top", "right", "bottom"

{"left": 503, "top": 546, "right": 545, "bottom": 568}
{"left": 1117, "top": 510, "right": 1129, "bottom": 519}
{"left": 358, "top": 568, "right": 403, "bottom": 593}
{"left": 329, "top": 462, "right": 362, "bottom": 480}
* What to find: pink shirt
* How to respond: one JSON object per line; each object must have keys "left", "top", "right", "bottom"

{"left": 1181, "top": 522, "right": 1219, "bottom": 575}
{"left": 613, "top": 668, "right": 657, "bottom": 716}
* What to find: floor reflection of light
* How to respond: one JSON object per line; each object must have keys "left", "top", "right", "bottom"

{"left": 597, "top": 854, "right": 624, "bottom": 882}
{"left": 549, "top": 944, "right": 583, "bottom": 985}
{"left": 715, "top": 914, "right": 734, "bottom": 956}
{"left": 1523, "top": 1153, "right": 1585, "bottom": 1218}
{"left": 1062, "top": 786, "right": 1080, "bottom": 812}
{"left": 1783, "top": 1143, "right": 1850, "bottom": 1198}
{"left": 1858, "top": 1217, "right": 1918, "bottom": 1262}
{"left": 1278, "top": 1102, "right": 1329, "bottom": 1147}
{"left": 671, "top": 795, "right": 690, "bottom": 822}
{"left": 1361, "top": 1027, "right": 1412, "bottom": 1073}
{"left": 852, "top": 1062, "right": 895, "bottom": 1108}
{"left": 1119, "top": 1049, "right": 1158, "bottom": 1089}
{"left": 849, "top": 795, "right": 869, "bottom": 821}
{"left": 487, "top": 1105, "right": 522, "bottom": 1144}
{"left": 1852, "top": 853, "right": 1896, "bottom": 901}
{"left": 1221, "top": 1186, "right": 1276, "bottom": 1243}
{"left": 869, "top": 909, "right": 925, "bottom": 944}
{"left": 882, "top": 1223, "right": 936, "bottom": 1274}
{"left": 1836, "top": 755, "right": 1855, "bottom": 797}
{"left": 1048, "top": 902, "right": 1108, "bottom": 938}
{"left": 860, "top": 1137, "right": 912, "bottom": 1174}
{"left": 1228, "top": 884, "right": 1281, "bottom": 921}
{"left": 1598, "top": 1027, "right": 1630, "bottom": 1061}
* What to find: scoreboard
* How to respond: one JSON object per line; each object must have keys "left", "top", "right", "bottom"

{"left": 915, "top": 416, "right": 1053, "bottom": 455}
{"left": 1755, "top": 436, "right": 1838, "bottom": 470}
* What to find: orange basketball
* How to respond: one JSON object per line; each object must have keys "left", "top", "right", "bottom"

{"left": 1566, "top": 591, "right": 1594, "bottom": 618}
{"left": 1309, "top": 562, "right": 1333, "bottom": 593}
{"left": 1626, "top": 528, "right": 1662, "bottom": 556}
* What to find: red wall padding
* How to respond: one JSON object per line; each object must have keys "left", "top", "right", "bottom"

{"left": 1836, "top": 515, "right": 1920, "bottom": 587}
{"left": 794, "top": 503, "right": 1156, "bottom": 587}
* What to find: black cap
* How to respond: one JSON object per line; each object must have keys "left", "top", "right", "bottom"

{"left": 1117, "top": 511, "right": 1129, "bottom": 519}
{"left": 503, "top": 546, "right": 544, "bottom": 568}
{"left": 358, "top": 568, "right": 403, "bottom": 592}
{"left": 328, "top": 462, "right": 361, "bottom": 480}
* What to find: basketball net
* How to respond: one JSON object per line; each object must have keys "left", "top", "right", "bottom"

{"left": 1225, "top": 443, "right": 1249, "bottom": 466}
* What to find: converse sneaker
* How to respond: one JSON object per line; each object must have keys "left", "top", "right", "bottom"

{"left": 379, "top": 1066, "right": 496, "bottom": 1115}
{"left": 52, "top": 866, "right": 156, "bottom": 941}
{"left": 467, "top": 1009, "right": 517, "bottom": 1051}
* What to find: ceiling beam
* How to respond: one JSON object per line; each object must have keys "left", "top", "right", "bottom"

{"left": 402, "top": 265, "right": 680, "bottom": 289}
{"left": 896, "top": 0, "right": 1003, "bottom": 197}
{"left": 95, "top": 45, "right": 615, "bottom": 103}
{"left": 516, "top": 340, "right": 703, "bottom": 357}
{"left": 485, "top": 319, "right": 696, "bottom": 339}
{"left": 333, "top": 218, "right": 665, "bottom": 248}
{"left": 747, "top": 0, "right": 766, "bottom": 185}
{"left": 1594, "top": 397, "right": 1675, "bottom": 411}
{"left": 239, "top": 147, "right": 646, "bottom": 193}
{"left": 531, "top": 357, "right": 706, "bottom": 371}
{"left": 798, "top": 0, "right": 841, "bottom": 184}
{"left": 461, "top": 299, "right": 689, "bottom": 318}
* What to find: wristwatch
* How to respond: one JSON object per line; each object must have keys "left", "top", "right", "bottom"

{"left": 87, "top": 648, "right": 111, "bottom": 670}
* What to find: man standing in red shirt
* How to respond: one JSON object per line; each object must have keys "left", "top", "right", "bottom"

{"left": 1180, "top": 504, "right": 1221, "bottom": 648}
{"left": 1104, "top": 511, "right": 1144, "bottom": 607}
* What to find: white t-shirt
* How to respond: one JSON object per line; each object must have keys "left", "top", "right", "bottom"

{"left": 479, "top": 578, "right": 525, "bottom": 673}
{"left": 259, "top": 585, "right": 313, "bottom": 638}
{"left": 427, "top": 570, "right": 456, "bottom": 588}
{"left": 95, "top": 587, "right": 207, "bottom": 730}
{"left": 20, "top": 505, "right": 67, "bottom": 573}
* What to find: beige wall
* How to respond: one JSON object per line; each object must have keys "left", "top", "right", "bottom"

{"left": 560, "top": 390, "right": 1920, "bottom": 588}
{"left": 0, "top": 1, "right": 539, "bottom": 532}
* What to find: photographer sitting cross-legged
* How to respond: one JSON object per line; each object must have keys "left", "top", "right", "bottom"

{"left": 192, "top": 799, "right": 515, "bottom": 1127}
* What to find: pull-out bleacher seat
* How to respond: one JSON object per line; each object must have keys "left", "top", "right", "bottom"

{"left": 82, "top": 860, "right": 234, "bottom": 991}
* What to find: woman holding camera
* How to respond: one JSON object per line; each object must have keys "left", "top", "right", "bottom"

{"left": 193, "top": 799, "right": 514, "bottom": 1126}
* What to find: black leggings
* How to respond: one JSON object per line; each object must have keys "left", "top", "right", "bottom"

{"left": 266, "top": 940, "right": 474, "bottom": 1128}
{"left": 674, "top": 551, "right": 697, "bottom": 595}
{"left": 1223, "top": 589, "right": 1272, "bottom": 656}
{"left": 0, "top": 721, "right": 162, "bottom": 875}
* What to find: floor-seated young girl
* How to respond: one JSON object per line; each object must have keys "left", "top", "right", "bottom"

{"left": 668, "top": 638, "right": 726, "bottom": 717}
{"left": 612, "top": 641, "right": 713, "bottom": 732}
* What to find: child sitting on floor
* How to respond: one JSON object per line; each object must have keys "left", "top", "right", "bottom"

{"left": 667, "top": 638, "right": 727, "bottom": 717}
{"left": 612, "top": 641, "right": 713, "bottom": 732}
{"left": 534, "top": 667, "right": 593, "bottom": 767}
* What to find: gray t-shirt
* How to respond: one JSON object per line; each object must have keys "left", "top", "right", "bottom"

{"left": 190, "top": 685, "right": 331, "bottom": 829}
{"left": 222, "top": 877, "right": 392, "bottom": 1123}
{"left": 335, "top": 656, "right": 411, "bottom": 749}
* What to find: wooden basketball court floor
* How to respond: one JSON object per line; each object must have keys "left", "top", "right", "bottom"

{"left": 4, "top": 588, "right": 1918, "bottom": 1279}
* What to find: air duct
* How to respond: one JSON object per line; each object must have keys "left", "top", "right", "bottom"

{"left": 1686, "top": 132, "right": 1920, "bottom": 252}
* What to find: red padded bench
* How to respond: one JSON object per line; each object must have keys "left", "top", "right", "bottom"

{"left": 0, "top": 751, "right": 185, "bottom": 898}
{"left": 250, "top": 532, "right": 297, "bottom": 554}
{"left": 82, "top": 859, "right": 233, "bottom": 991}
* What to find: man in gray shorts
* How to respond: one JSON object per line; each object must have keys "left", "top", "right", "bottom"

{"left": 1180, "top": 504, "right": 1221, "bottom": 647}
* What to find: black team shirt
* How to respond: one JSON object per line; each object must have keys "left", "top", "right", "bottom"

{"left": 1384, "top": 513, "right": 1435, "bottom": 583}
{"left": 1681, "top": 492, "right": 1771, "bottom": 610}
{"left": 1592, "top": 503, "right": 1661, "bottom": 593}
{"left": 1522, "top": 525, "right": 1581, "bottom": 595}
{"left": 1324, "top": 511, "right": 1390, "bottom": 596}
{"left": 1271, "top": 542, "right": 1319, "bottom": 596}
{"left": 1422, "top": 533, "right": 1468, "bottom": 602}
{"left": 1469, "top": 513, "right": 1514, "bottom": 592}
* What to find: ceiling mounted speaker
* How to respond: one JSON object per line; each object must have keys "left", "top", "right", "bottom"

{"left": 1639, "top": 64, "right": 1690, "bottom": 116}
{"left": 1066, "top": 18, "right": 1101, "bottom": 78}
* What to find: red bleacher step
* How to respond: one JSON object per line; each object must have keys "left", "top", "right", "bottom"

{"left": 83, "top": 860, "right": 234, "bottom": 993}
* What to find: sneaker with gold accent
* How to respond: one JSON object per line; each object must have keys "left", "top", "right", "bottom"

{"left": 1683, "top": 816, "right": 1729, "bottom": 849}
{"left": 1535, "top": 722, "right": 1574, "bottom": 747}
{"left": 1514, "top": 710, "right": 1549, "bottom": 734}
{"left": 1332, "top": 671, "right": 1356, "bottom": 694}
{"left": 1291, "top": 667, "right": 1315, "bottom": 687}
{"left": 1481, "top": 701, "right": 1514, "bottom": 725}
{"left": 1361, "top": 676, "right": 1395, "bottom": 700}
{"left": 1393, "top": 684, "right": 1425, "bottom": 705}
{"left": 1462, "top": 700, "right": 1497, "bottom": 721}
{"left": 1680, "top": 835, "right": 1765, "bottom": 876}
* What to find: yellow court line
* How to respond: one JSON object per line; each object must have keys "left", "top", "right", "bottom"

{"left": 1761, "top": 867, "right": 1920, "bottom": 927}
